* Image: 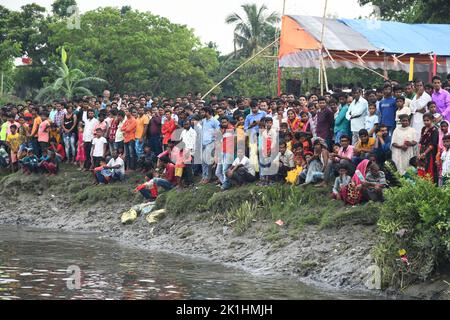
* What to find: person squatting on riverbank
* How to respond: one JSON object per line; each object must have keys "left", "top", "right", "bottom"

{"left": 1, "top": 75, "right": 450, "bottom": 205}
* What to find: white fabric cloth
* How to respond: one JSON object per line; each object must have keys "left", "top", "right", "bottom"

{"left": 410, "top": 92, "right": 431, "bottom": 141}
{"left": 395, "top": 107, "right": 412, "bottom": 127}
{"left": 391, "top": 126, "right": 417, "bottom": 175}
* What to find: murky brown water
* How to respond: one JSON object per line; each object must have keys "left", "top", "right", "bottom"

{"left": 0, "top": 226, "right": 380, "bottom": 300}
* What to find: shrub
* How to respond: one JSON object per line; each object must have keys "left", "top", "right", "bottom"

{"left": 374, "top": 174, "right": 450, "bottom": 289}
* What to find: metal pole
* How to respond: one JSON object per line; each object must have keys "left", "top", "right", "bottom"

{"left": 202, "top": 38, "right": 280, "bottom": 100}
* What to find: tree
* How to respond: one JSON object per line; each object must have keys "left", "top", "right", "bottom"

{"left": 225, "top": 4, "right": 279, "bottom": 58}
{"left": 36, "top": 48, "right": 108, "bottom": 103}
{"left": 120, "top": 5, "right": 132, "bottom": 16}
{"left": 47, "top": 7, "right": 218, "bottom": 96}
{"left": 358, "top": 0, "right": 450, "bottom": 23}
{"left": 52, "top": 0, "right": 77, "bottom": 18}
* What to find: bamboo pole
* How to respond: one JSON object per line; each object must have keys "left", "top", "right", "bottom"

{"left": 276, "top": 0, "right": 287, "bottom": 97}
{"left": 0, "top": 71, "right": 3, "bottom": 97}
{"left": 319, "top": 0, "right": 329, "bottom": 95}
{"left": 332, "top": 53, "right": 388, "bottom": 79}
{"left": 202, "top": 38, "right": 280, "bottom": 100}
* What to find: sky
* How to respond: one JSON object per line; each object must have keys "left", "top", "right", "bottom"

{"left": 1, "top": 0, "right": 372, "bottom": 54}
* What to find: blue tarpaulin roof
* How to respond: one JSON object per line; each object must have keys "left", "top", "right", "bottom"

{"left": 339, "top": 18, "right": 450, "bottom": 56}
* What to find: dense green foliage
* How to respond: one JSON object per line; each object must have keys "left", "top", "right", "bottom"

{"left": 358, "top": 0, "right": 450, "bottom": 23}
{"left": 0, "top": 2, "right": 219, "bottom": 98}
{"left": 374, "top": 173, "right": 450, "bottom": 289}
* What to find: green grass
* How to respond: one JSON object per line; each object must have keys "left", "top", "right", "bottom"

{"left": 159, "top": 182, "right": 381, "bottom": 236}
{"left": 164, "top": 184, "right": 219, "bottom": 215}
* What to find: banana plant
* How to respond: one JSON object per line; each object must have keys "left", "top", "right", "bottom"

{"left": 36, "top": 47, "right": 108, "bottom": 103}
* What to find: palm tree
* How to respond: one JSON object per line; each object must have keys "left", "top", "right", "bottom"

{"left": 36, "top": 51, "right": 108, "bottom": 103}
{"left": 225, "top": 3, "right": 280, "bottom": 58}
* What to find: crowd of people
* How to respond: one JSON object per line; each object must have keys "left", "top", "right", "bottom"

{"left": 1, "top": 74, "right": 450, "bottom": 205}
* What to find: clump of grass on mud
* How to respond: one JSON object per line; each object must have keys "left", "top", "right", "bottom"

{"left": 72, "top": 183, "right": 140, "bottom": 204}
{"left": 160, "top": 183, "right": 381, "bottom": 235}
{"left": 163, "top": 184, "right": 219, "bottom": 215}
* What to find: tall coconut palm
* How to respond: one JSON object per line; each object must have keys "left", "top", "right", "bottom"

{"left": 225, "top": 3, "right": 280, "bottom": 58}
{"left": 36, "top": 53, "right": 108, "bottom": 103}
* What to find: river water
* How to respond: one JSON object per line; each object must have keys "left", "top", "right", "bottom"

{"left": 0, "top": 226, "right": 379, "bottom": 300}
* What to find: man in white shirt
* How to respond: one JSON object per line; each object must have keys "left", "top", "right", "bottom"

{"left": 180, "top": 119, "right": 197, "bottom": 156}
{"left": 410, "top": 80, "right": 432, "bottom": 141}
{"left": 227, "top": 148, "right": 256, "bottom": 186}
{"left": 346, "top": 87, "right": 368, "bottom": 145}
{"left": 83, "top": 109, "right": 99, "bottom": 169}
{"left": 106, "top": 150, "right": 125, "bottom": 181}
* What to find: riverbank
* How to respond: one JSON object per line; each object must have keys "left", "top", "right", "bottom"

{"left": 0, "top": 165, "right": 448, "bottom": 299}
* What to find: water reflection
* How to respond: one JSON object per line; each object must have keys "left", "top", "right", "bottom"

{"left": 0, "top": 226, "right": 377, "bottom": 300}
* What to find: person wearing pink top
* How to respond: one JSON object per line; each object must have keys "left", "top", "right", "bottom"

{"left": 431, "top": 75, "right": 450, "bottom": 122}
{"left": 330, "top": 134, "right": 355, "bottom": 177}
{"left": 37, "top": 111, "right": 51, "bottom": 152}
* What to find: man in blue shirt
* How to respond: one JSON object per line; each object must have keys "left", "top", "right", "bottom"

{"left": 373, "top": 124, "right": 392, "bottom": 165}
{"left": 200, "top": 106, "right": 220, "bottom": 184}
{"left": 244, "top": 100, "right": 267, "bottom": 135}
{"left": 379, "top": 84, "right": 397, "bottom": 136}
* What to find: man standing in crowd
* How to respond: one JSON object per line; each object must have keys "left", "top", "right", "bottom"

{"left": 379, "top": 83, "right": 397, "bottom": 136}
{"left": 432, "top": 75, "right": 450, "bottom": 122}
{"left": 346, "top": 87, "right": 368, "bottom": 145}
{"left": 315, "top": 96, "right": 334, "bottom": 150}
{"left": 200, "top": 107, "right": 220, "bottom": 184}
{"left": 82, "top": 109, "right": 99, "bottom": 170}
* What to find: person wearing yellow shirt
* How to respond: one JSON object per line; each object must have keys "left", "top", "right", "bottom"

{"left": 135, "top": 107, "right": 150, "bottom": 158}
{"left": 286, "top": 159, "right": 303, "bottom": 185}
{"left": 6, "top": 124, "right": 20, "bottom": 172}
{"left": 353, "top": 129, "right": 375, "bottom": 166}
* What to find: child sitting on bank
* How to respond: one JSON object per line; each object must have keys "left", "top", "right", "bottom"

{"left": 332, "top": 164, "right": 351, "bottom": 201}
{"left": 39, "top": 150, "right": 59, "bottom": 175}
{"left": 93, "top": 159, "right": 112, "bottom": 185}
{"left": 137, "top": 145, "right": 155, "bottom": 173}
{"left": 20, "top": 149, "right": 39, "bottom": 174}
{"left": 49, "top": 137, "right": 66, "bottom": 162}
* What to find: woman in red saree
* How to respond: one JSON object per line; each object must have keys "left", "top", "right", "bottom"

{"left": 341, "top": 159, "right": 370, "bottom": 205}
{"left": 287, "top": 109, "right": 301, "bottom": 133}
{"left": 299, "top": 111, "right": 311, "bottom": 134}
{"left": 418, "top": 113, "right": 439, "bottom": 184}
